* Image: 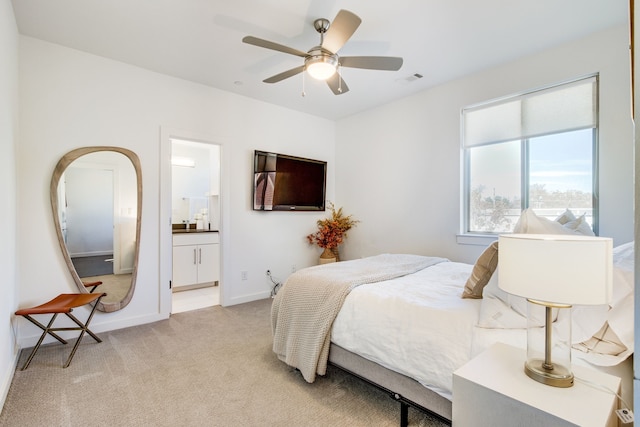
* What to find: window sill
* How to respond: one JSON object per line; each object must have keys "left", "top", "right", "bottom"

{"left": 456, "top": 234, "right": 499, "bottom": 246}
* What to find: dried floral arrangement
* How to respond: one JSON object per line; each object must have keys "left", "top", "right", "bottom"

{"left": 306, "top": 202, "right": 359, "bottom": 249}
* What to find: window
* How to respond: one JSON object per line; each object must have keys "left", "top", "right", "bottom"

{"left": 462, "top": 76, "right": 598, "bottom": 235}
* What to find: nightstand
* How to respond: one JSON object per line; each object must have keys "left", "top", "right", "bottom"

{"left": 452, "top": 342, "right": 621, "bottom": 427}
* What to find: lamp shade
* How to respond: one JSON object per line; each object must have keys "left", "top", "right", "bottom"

{"left": 498, "top": 234, "right": 612, "bottom": 305}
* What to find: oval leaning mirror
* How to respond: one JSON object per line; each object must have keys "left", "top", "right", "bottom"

{"left": 51, "top": 147, "right": 142, "bottom": 313}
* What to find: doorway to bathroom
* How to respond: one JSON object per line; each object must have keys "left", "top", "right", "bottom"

{"left": 170, "top": 138, "right": 221, "bottom": 313}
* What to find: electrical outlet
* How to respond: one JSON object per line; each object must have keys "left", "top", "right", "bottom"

{"left": 241, "top": 271, "right": 248, "bottom": 281}
{"left": 291, "top": 264, "right": 297, "bottom": 273}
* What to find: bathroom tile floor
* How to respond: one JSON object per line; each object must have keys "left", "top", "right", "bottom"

{"left": 172, "top": 285, "right": 219, "bottom": 313}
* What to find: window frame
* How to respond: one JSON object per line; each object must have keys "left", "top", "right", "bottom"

{"left": 460, "top": 76, "right": 599, "bottom": 238}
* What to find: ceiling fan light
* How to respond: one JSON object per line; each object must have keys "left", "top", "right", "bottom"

{"left": 306, "top": 55, "right": 337, "bottom": 80}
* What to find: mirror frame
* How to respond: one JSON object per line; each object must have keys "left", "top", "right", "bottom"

{"left": 50, "top": 146, "right": 142, "bottom": 312}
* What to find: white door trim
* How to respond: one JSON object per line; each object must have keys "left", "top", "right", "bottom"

{"left": 159, "top": 127, "right": 230, "bottom": 316}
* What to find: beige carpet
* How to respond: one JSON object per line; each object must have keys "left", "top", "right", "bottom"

{"left": 0, "top": 299, "right": 448, "bottom": 427}
{"left": 81, "top": 273, "right": 132, "bottom": 304}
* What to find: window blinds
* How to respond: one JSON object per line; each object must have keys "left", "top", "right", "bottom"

{"left": 463, "top": 76, "right": 597, "bottom": 148}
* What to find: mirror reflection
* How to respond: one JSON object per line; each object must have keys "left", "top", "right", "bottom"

{"left": 51, "top": 147, "right": 142, "bottom": 312}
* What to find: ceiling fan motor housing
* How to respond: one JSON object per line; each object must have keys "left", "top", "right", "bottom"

{"left": 305, "top": 47, "right": 338, "bottom": 80}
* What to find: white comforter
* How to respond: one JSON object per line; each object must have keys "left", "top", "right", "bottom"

{"left": 331, "top": 246, "right": 634, "bottom": 401}
{"left": 271, "top": 254, "right": 445, "bottom": 383}
{"left": 331, "top": 261, "right": 482, "bottom": 398}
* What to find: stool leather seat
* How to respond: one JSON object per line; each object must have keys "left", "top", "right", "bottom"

{"left": 15, "top": 292, "right": 106, "bottom": 369}
{"left": 82, "top": 281, "right": 103, "bottom": 293}
{"left": 16, "top": 293, "right": 103, "bottom": 315}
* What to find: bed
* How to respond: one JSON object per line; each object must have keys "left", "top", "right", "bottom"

{"left": 271, "top": 231, "right": 634, "bottom": 425}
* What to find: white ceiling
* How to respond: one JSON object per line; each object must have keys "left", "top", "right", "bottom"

{"left": 11, "top": 0, "right": 628, "bottom": 120}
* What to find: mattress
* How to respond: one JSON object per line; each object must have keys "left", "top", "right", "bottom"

{"left": 330, "top": 258, "right": 633, "bottom": 403}
{"left": 331, "top": 261, "right": 482, "bottom": 399}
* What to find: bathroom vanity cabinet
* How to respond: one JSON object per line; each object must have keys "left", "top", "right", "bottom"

{"left": 172, "top": 232, "right": 219, "bottom": 290}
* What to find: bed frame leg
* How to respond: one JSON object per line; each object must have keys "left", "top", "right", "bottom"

{"left": 392, "top": 392, "right": 409, "bottom": 427}
{"left": 400, "top": 401, "right": 408, "bottom": 427}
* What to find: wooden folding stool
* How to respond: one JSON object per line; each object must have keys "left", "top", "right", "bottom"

{"left": 15, "top": 292, "right": 106, "bottom": 369}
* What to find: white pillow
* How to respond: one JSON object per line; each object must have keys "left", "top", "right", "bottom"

{"left": 477, "top": 271, "right": 604, "bottom": 335}
{"left": 513, "top": 208, "right": 594, "bottom": 235}
{"left": 611, "top": 241, "right": 634, "bottom": 307}
{"left": 604, "top": 242, "right": 634, "bottom": 355}
{"left": 564, "top": 214, "right": 596, "bottom": 236}
{"left": 570, "top": 305, "right": 609, "bottom": 343}
{"left": 476, "top": 267, "right": 550, "bottom": 329}
{"left": 476, "top": 270, "right": 525, "bottom": 328}
{"left": 513, "top": 208, "right": 567, "bottom": 234}
{"left": 478, "top": 209, "right": 597, "bottom": 330}
{"left": 571, "top": 242, "right": 634, "bottom": 347}
{"left": 554, "top": 209, "right": 576, "bottom": 225}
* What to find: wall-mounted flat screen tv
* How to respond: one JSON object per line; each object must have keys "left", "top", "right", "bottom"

{"left": 253, "top": 150, "right": 326, "bottom": 211}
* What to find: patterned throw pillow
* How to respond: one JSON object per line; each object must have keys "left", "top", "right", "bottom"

{"left": 574, "top": 322, "right": 627, "bottom": 356}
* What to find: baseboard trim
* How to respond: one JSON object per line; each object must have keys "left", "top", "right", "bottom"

{"left": 17, "top": 312, "right": 169, "bottom": 348}
{"left": 0, "top": 348, "right": 20, "bottom": 412}
{"left": 225, "top": 291, "right": 271, "bottom": 306}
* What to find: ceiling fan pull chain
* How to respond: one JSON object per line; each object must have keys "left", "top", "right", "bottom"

{"left": 301, "top": 68, "right": 306, "bottom": 97}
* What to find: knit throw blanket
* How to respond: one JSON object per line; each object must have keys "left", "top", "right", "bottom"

{"left": 271, "top": 253, "right": 447, "bottom": 383}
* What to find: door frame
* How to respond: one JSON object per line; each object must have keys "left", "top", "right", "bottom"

{"left": 159, "top": 127, "right": 229, "bottom": 316}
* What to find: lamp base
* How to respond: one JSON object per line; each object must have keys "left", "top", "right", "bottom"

{"left": 524, "top": 359, "right": 574, "bottom": 388}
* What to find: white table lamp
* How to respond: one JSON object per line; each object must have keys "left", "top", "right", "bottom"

{"left": 498, "top": 234, "right": 612, "bottom": 387}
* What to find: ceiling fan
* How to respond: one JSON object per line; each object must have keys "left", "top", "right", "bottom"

{"left": 242, "top": 9, "right": 403, "bottom": 95}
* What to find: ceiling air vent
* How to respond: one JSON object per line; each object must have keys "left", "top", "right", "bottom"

{"left": 396, "top": 73, "right": 424, "bottom": 85}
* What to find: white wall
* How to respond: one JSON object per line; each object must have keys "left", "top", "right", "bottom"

{"left": 171, "top": 141, "right": 217, "bottom": 225}
{"left": 0, "top": 0, "right": 19, "bottom": 409}
{"left": 336, "top": 25, "right": 634, "bottom": 264}
{"left": 17, "top": 35, "right": 335, "bottom": 345}
{"left": 64, "top": 167, "right": 114, "bottom": 256}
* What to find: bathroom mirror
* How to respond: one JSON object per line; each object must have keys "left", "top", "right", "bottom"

{"left": 51, "top": 147, "right": 142, "bottom": 312}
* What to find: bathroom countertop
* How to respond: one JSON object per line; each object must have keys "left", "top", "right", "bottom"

{"left": 172, "top": 226, "right": 218, "bottom": 234}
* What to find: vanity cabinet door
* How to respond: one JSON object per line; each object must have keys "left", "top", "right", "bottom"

{"left": 172, "top": 232, "right": 220, "bottom": 289}
{"left": 172, "top": 244, "right": 199, "bottom": 288}
{"left": 196, "top": 243, "right": 219, "bottom": 284}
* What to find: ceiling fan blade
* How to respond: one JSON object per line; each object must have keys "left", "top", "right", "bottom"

{"left": 322, "top": 10, "right": 361, "bottom": 54}
{"left": 263, "top": 65, "right": 306, "bottom": 83}
{"left": 340, "top": 56, "right": 404, "bottom": 71}
{"left": 242, "top": 36, "right": 309, "bottom": 58}
{"left": 326, "top": 73, "right": 350, "bottom": 95}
